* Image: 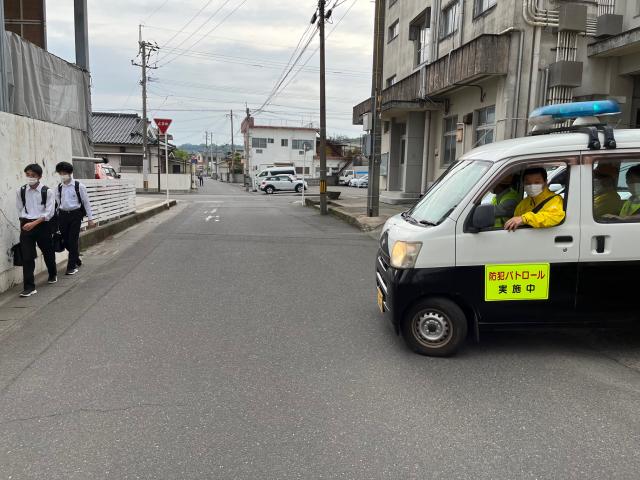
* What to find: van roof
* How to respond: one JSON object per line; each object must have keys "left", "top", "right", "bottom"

{"left": 460, "top": 129, "right": 640, "bottom": 163}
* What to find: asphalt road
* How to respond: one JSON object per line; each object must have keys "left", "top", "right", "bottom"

{"left": 0, "top": 180, "right": 639, "bottom": 479}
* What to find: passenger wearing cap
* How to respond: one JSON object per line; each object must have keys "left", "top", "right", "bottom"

{"left": 593, "top": 164, "right": 622, "bottom": 218}
{"left": 504, "top": 167, "right": 565, "bottom": 231}
{"left": 491, "top": 175, "right": 519, "bottom": 228}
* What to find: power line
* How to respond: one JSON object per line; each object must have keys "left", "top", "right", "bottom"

{"left": 274, "top": 0, "right": 358, "bottom": 106}
{"left": 156, "top": 0, "right": 232, "bottom": 62}
{"left": 157, "top": 0, "right": 217, "bottom": 50}
{"left": 158, "top": 0, "right": 249, "bottom": 68}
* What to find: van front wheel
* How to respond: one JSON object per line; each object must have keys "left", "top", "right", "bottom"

{"left": 401, "top": 298, "right": 468, "bottom": 357}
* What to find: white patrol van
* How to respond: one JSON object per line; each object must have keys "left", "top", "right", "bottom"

{"left": 376, "top": 100, "right": 640, "bottom": 357}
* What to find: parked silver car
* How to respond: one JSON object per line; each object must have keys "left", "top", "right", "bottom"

{"left": 260, "top": 175, "right": 308, "bottom": 194}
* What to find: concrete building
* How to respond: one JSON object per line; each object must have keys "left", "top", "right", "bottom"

{"left": 353, "top": 0, "right": 640, "bottom": 202}
{"left": 242, "top": 116, "right": 344, "bottom": 177}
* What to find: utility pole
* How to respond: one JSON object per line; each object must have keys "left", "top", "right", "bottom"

{"left": 317, "top": 0, "right": 328, "bottom": 215}
{"left": 367, "top": 0, "right": 384, "bottom": 217}
{"left": 229, "top": 110, "right": 235, "bottom": 182}
{"left": 245, "top": 106, "right": 251, "bottom": 191}
{"left": 157, "top": 129, "right": 161, "bottom": 192}
{"left": 132, "top": 25, "right": 158, "bottom": 191}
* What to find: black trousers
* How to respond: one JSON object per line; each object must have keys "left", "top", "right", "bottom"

{"left": 58, "top": 209, "right": 83, "bottom": 271}
{"left": 199, "top": 177, "right": 203, "bottom": 186}
{"left": 20, "top": 220, "right": 57, "bottom": 290}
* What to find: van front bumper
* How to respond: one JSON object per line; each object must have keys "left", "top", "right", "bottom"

{"left": 376, "top": 249, "right": 457, "bottom": 331}
{"left": 375, "top": 251, "right": 404, "bottom": 329}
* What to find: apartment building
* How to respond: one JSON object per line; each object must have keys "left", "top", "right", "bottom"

{"left": 353, "top": 0, "right": 640, "bottom": 201}
{"left": 241, "top": 116, "right": 345, "bottom": 177}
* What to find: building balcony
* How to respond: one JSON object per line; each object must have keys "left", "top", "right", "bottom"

{"left": 588, "top": 25, "right": 640, "bottom": 57}
{"left": 424, "top": 34, "right": 509, "bottom": 96}
{"left": 352, "top": 34, "right": 510, "bottom": 124}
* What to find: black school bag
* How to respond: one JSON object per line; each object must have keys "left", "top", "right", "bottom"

{"left": 57, "top": 181, "right": 86, "bottom": 217}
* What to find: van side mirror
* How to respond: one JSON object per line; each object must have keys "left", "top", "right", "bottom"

{"left": 470, "top": 204, "right": 495, "bottom": 232}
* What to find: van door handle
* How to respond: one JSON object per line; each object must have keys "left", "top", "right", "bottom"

{"left": 594, "top": 235, "right": 606, "bottom": 254}
{"left": 555, "top": 236, "right": 573, "bottom": 244}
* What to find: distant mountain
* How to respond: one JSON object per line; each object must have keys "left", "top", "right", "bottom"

{"left": 179, "top": 143, "right": 242, "bottom": 155}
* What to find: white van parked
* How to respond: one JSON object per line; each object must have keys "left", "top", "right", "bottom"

{"left": 376, "top": 100, "right": 640, "bottom": 357}
{"left": 339, "top": 167, "right": 368, "bottom": 185}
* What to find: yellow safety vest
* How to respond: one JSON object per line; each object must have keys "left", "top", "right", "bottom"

{"left": 492, "top": 188, "right": 520, "bottom": 227}
{"left": 514, "top": 188, "right": 566, "bottom": 228}
{"left": 621, "top": 199, "right": 640, "bottom": 217}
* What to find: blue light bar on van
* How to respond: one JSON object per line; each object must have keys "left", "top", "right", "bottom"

{"left": 529, "top": 100, "right": 621, "bottom": 126}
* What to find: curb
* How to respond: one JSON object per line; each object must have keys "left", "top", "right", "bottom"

{"left": 80, "top": 200, "right": 177, "bottom": 250}
{"left": 304, "top": 198, "right": 385, "bottom": 232}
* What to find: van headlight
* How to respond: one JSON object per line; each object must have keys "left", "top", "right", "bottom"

{"left": 390, "top": 241, "right": 422, "bottom": 269}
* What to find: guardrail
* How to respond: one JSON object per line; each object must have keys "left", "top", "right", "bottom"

{"left": 83, "top": 179, "right": 136, "bottom": 228}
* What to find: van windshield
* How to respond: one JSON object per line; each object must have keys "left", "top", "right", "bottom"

{"left": 408, "top": 160, "right": 491, "bottom": 225}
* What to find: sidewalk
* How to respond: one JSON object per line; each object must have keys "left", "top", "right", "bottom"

{"left": 304, "top": 186, "right": 406, "bottom": 234}
{"left": 0, "top": 200, "right": 183, "bottom": 341}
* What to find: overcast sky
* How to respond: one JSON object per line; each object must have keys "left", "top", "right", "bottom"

{"left": 46, "top": 0, "right": 374, "bottom": 145}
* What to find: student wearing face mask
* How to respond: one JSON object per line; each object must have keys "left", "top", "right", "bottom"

{"left": 504, "top": 167, "right": 565, "bottom": 231}
{"left": 55, "top": 162, "right": 96, "bottom": 276}
{"left": 16, "top": 164, "right": 57, "bottom": 297}
{"left": 593, "top": 164, "right": 622, "bottom": 218}
{"left": 491, "top": 175, "right": 519, "bottom": 228}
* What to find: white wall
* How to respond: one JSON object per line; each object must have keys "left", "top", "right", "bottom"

{"left": 120, "top": 173, "right": 192, "bottom": 191}
{"left": 247, "top": 127, "right": 316, "bottom": 173}
{"left": 0, "top": 112, "right": 72, "bottom": 293}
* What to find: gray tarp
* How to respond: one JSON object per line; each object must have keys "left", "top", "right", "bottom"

{"left": 5, "top": 32, "right": 92, "bottom": 157}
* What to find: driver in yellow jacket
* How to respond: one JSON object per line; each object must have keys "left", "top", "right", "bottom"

{"left": 504, "top": 167, "right": 565, "bottom": 231}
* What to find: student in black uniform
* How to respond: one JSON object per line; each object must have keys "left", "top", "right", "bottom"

{"left": 16, "top": 164, "right": 57, "bottom": 297}
{"left": 55, "top": 162, "right": 96, "bottom": 276}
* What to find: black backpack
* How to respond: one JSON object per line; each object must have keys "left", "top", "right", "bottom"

{"left": 57, "top": 181, "right": 86, "bottom": 217}
{"left": 20, "top": 185, "right": 49, "bottom": 217}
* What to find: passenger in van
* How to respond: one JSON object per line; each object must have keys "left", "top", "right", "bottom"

{"left": 491, "top": 175, "right": 519, "bottom": 228}
{"left": 606, "top": 164, "right": 640, "bottom": 220}
{"left": 593, "top": 164, "right": 622, "bottom": 218}
{"left": 504, "top": 167, "right": 565, "bottom": 231}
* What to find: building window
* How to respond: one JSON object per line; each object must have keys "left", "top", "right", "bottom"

{"left": 388, "top": 20, "right": 399, "bottom": 43}
{"left": 442, "top": 116, "right": 458, "bottom": 166}
{"left": 281, "top": 139, "right": 288, "bottom": 147}
{"left": 252, "top": 137, "right": 267, "bottom": 148}
{"left": 473, "top": 0, "right": 497, "bottom": 17}
{"left": 410, "top": 9, "right": 431, "bottom": 66}
{"left": 386, "top": 75, "right": 397, "bottom": 88}
{"left": 439, "top": 1, "right": 459, "bottom": 39}
{"left": 475, "top": 105, "right": 496, "bottom": 146}
{"left": 292, "top": 139, "right": 313, "bottom": 150}
{"left": 268, "top": 138, "right": 274, "bottom": 144}
{"left": 256, "top": 149, "right": 263, "bottom": 154}
{"left": 389, "top": 0, "right": 397, "bottom": 7}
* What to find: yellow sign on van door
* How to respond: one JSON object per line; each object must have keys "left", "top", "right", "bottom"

{"left": 485, "top": 263, "right": 550, "bottom": 301}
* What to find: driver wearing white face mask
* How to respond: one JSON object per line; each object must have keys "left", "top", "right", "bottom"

{"left": 504, "top": 167, "right": 566, "bottom": 231}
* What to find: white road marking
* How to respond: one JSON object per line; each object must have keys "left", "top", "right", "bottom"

{"left": 205, "top": 216, "right": 213, "bottom": 222}
{"left": 210, "top": 208, "right": 218, "bottom": 214}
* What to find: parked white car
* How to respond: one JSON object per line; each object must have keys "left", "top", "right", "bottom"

{"left": 349, "top": 175, "right": 368, "bottom": 187}
{"left": 260, "top": 175, "right": 308, "bottom": 194}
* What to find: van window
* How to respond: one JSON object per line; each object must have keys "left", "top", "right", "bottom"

{"left": 476, "top": 160, "right": 571, "bottom": 231}
{"left": 593, "top": 159, "right": 640, "bottom": 223}
{"left": 409, "top": 160, "right": 491, "bottom": 225}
